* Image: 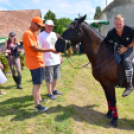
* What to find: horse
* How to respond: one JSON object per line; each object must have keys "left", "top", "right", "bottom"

{"left": 55, "top": 15, "right": 134, "bottom": 127}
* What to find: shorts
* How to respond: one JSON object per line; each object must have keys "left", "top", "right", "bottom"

{"left": 44, "top": 64, "right": 61, "bottom": 82}
{"left": 30, "top": 67, "right": 45, "bottom": 85}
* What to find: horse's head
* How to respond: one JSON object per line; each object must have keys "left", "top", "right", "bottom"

{"left": 55, "top": 15, "right": 87, "bottom": 52}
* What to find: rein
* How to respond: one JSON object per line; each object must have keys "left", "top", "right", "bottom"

{"left": 58, "top": 23, "right": 91, "bottom": 69}
{"left": 58, "top": 23, "right": 115, "bottom": 70}
{"left": 93, "top": 54, "right": 114, "bottom": 70}
{"left": 59, "top": 35, "right": 90, "bottom": 69}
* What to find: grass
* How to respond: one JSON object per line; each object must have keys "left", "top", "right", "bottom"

{"left": 0, "top": 54, "right": 134, "bottom": 134}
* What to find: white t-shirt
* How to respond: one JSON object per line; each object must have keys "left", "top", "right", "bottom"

{"left": 38, "top": 31, "right": 60, "bottom": 66}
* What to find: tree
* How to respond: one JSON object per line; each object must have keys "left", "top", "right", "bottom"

{"left": 42, "top": 10, "right": 72, "bottom": 34}
{"left": 94, "top": 6, "right": 101, "bottom": 19}
{"left": 57, "top": 18, "right": 72, "bottom": 34}
{"left": 41, "top": 10, "right": 57, "bottom": 32}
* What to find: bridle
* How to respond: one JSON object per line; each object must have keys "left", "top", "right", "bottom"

{"left": 58, "top": 22, "right": 91, "bottom": 69}
{"left": 59, "top": 22, "right": 83, "bottom": 55}
{"left": 58, "top": 21, "right": 114, "bottom": 70}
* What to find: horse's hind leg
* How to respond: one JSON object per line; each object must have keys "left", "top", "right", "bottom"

{"left": 102, "top": 83, "right": 118, "bottom": 127}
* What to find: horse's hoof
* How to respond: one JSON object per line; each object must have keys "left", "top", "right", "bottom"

{"left": 109, "top": 118, "right": 118, "bottom": 127}
{"left": 105, "top": 111, "right": 112, "bottom": 119}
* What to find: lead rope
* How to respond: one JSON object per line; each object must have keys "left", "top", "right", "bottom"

{"left": 63, "top": 40, "right": 115, "bottom": 69}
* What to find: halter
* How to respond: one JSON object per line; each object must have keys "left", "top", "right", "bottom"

{"left": 59, "top": 22, "right": 84, "bottom": 56}
{"left": 58, "top": 23, "right": 91, "bottom": 69}
{"left": 58, "top": 22, "right": 114, "bottom": 70}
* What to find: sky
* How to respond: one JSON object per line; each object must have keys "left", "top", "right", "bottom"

{"left": 0, "top": 0, "right": 113, "bottom": 20}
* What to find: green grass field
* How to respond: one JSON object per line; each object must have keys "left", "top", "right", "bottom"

{"left": 0, "top": 54, "right": 134, "bottom": 134}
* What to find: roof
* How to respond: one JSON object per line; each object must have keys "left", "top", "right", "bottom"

{"left": 94, "top": 1, "right": 114, "bottom": 19}
{"left": 0, "top": 9, "right": 41, "bottom": 40}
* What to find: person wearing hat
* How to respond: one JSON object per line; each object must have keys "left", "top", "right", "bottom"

{"left": 38, "top": 19, "right": 63, "bottom": 100}
{"left": 23, "top": 17, "right": 58, "bottom": 111}
{"left": 3, "top": 31, "right": 23, "bottom": 89}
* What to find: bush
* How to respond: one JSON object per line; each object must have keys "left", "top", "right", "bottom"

{"left": 0, "top": 54, "right": 10, "bottom": 74}
{"left": 19, "top": 52, "right": 25, "bottom": 70}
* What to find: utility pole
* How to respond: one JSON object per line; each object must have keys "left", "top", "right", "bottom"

{"left": 106, "top": 0, "right": 107, "bottom": 11}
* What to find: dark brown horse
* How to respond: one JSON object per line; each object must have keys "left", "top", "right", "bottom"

{"left": 55, "top": 15, "right": 132, "bottom": 127}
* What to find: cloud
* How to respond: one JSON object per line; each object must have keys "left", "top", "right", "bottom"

{"left": 39, "top": 0, "right": 95, "bottom": 19}
{"left": 36, "top": 0, "right": 114, "bottom": 19}
{"left": 0, "top": 7, "right": 7, "bottom": 10}
{"left": 32, "top": 0, "right": 40, "bottom": 4}
{"left": 0, "top": 0, "right": 114, "bottom": 20}
{"left": 0, "top": 0, "right": 11, "bottom": 6}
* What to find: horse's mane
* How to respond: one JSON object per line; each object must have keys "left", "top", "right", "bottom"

{"left": 83, "top": 21, "right": 105, "bottom": 40}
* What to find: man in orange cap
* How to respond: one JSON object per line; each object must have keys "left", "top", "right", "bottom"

{"left": 23, "top": 17, "right": 58, "bottom": 111}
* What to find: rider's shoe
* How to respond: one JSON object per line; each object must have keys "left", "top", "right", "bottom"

{"left": 122, "top": 82, "right": 134, "bottom": 97}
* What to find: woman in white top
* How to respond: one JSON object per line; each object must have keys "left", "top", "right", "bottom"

{"left": 0, "top": 62, "right": 7, "bottom": 95}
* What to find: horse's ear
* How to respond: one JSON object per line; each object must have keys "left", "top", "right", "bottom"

{"left": 78, "top": 14, "right": 87, "bottom": 24}
{"left": 82, "top": 14, "right": 87, "bottom": 20}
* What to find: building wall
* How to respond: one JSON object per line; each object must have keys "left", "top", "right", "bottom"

{"left": 95, "top": 13, "right": 108, "bottom": 36}
{"left": 0, "top": 10, "right": 41, "bottom": 41}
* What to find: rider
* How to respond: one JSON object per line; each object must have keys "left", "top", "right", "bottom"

{"left": 104, "top": 14, "right": 134, "bottom": 97}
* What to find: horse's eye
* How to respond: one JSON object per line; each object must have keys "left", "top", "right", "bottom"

{"left": 73, "top": 23, "right": 76, "bottom": 27}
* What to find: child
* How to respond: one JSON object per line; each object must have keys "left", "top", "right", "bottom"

{"left": 0, "top": 62, "right": 7, "bottom": 95}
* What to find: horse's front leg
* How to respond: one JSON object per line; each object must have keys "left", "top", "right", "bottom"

{"left": 102, "top": 83, "right": 118, "bottom": 127}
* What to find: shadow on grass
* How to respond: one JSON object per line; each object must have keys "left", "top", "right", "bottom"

{"left": 0, "top": 85, "right": 16, "bottom": 90}
{"left": 0, "top": 96, "right": 134, "bottom": 130}
{"left": 26, "top": 79, "right": 32, "bottom": 82}
{"left": 46, "top": 105, "right": 134, "bottom": 130}
{"left": 0, "top": 95, "right": 51, "bottom": 122}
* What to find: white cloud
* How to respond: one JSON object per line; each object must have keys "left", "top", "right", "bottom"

{"left": 0, "top": 0, "right": 11, "bottom": 6}
{"left": 40, "top": 0, "right": 95, "bottom": 19}
{"left": 38, "top": 0, "right": 114, "bottom": 19}
{"left": 0, "top": 7, "right": 7, "bottom": 10}
{"left": 0, "top": 0, "right": 114, "bottom": 20}
{"left": 32, "top": 0, "right": 40, "bottom": 4}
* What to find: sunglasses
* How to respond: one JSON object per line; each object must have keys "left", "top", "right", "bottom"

{"left": 34, "top": 23, "right": 41, "bottom": 28}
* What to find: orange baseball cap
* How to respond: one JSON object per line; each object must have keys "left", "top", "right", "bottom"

{"left": 32, "top": 17, "right": 44, "bottom": 27}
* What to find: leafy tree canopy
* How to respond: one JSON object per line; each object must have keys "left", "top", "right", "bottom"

{"left": 94, "top": 6, "right": 101, "bottom": 19}
{"left": 41, "top": 10, "right": 72, "bottom": 34}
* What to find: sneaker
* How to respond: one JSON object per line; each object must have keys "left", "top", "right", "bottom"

{"left": 39, "top": 98, "right": 50, "bottom": 103}
{"left": 35, "top": 104, "right": 49, "bottom": 111}
{"left": 53, "top": 90, "right": 63, "bottom": 95}
{"left": 48, "top": 94, "right": 57, "bottom": 100}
